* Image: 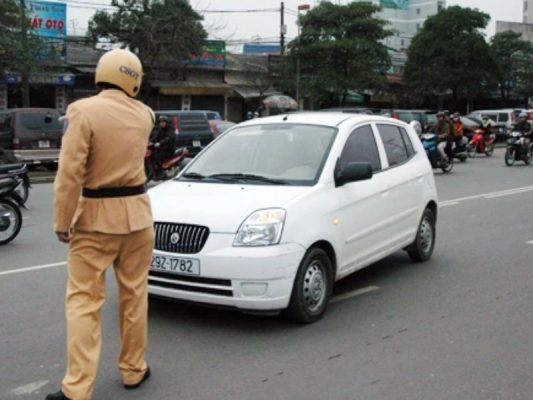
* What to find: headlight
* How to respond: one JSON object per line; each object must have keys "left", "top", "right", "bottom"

{"left": 233, "top": 208, "right": 286, "bottom": 247}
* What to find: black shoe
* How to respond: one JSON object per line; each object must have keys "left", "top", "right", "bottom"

{"left": 124, "top": 366, "right": 151, "bottom": 390}
{"left": 45, "top": 391, "right": 71, "bottom": 400}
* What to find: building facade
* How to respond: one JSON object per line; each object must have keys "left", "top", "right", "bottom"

{"left": 496, "top": 21, "right": 533, "bottom": 43}
{"left": 524, "top": 0, "right": 533, "bottom": 23}
{"left": 359, "top": 0, "right": 445, "bottom": 51}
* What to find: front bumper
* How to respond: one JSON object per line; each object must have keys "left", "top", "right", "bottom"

{"left": 148, "top": 233, "right": 306, "bottom": 311}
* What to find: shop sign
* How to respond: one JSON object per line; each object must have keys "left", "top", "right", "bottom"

{"left": 4, "top": 72, "right": 76, "bottom": 86}
{"left": 25, "top": 1, "right": 67, "bottom": 39}
{"left": 189, "top": 40, "right": 226, "bottom": 67}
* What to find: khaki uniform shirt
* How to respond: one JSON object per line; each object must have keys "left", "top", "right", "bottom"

{"left": 54, "top": 89, "right": 155, "bottom": 234}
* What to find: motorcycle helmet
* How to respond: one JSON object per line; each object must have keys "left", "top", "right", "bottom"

{"left": 519, "top": 111, "right": 528, "bottom": 119}
{"left": 158, "top": 115, "right": 169, "bottom": 123}
{"left": 95, "top": 49, "right": 143, "bottom": 97}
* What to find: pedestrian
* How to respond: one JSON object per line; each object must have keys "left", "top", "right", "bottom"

{"left": 47, "top": 49, "right": 155, "bottom": 400}
{"left": 150, "top": 114, "right": 176, "bottom": 178}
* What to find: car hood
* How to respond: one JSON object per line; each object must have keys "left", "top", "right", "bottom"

{"left": 148, "top": 181, "right": 310, "bottom": 233}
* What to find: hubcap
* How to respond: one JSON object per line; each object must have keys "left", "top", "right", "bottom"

{"left": 419, "top": 217, "right": 433, "bottom": 254}
{"left": 303, "top": 261, "right": 326, "bottom": 313}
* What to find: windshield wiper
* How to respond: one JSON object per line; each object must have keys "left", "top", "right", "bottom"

{"left": 181, "top": 172, "right": 206, "bottom": 180}
{"left": 208, "top": 173, "right": 288, "bottom": 185}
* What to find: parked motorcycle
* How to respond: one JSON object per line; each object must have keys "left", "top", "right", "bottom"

{"left": 467, "top": 128, "right": 496, "bottom": 158}
{"left": 145, "top": 145, "right": 190, "bottom": 181}
{"left": 504, "top": 131, "right": 532, "bottom": 166}
{"left": 0, "top": 172, "right": 26, "bottom": 245}
{"left": 420, "top": 133, "right": 453, "bottom": 173}
{"left": 0, "top": 163, "right": 30, "bottom": 204}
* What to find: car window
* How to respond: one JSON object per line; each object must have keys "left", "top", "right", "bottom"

{"left": 19, "top": 112, "right": 62, "bottom": 131}
{"left": 399, "top": 127, "right": 415, "bottom": 157}
{"left": 0, "top": 114, "right": 12, "bottom": 131}
{"left": 376, "top": 124, "right": 409, "bottom": 167}
{"left": 339, "top": 124, "right": 381, "bottom": 172}
{"left": 397, "top": 112, "right": 414, "bottom": 122}
{"left": 499, "top": 113, "right": 509, "bottom": 122}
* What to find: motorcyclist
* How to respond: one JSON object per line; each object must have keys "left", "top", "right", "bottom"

{"left": 150, "top": 115, "right": 176, "bottom": 171}
{"left": 452, "top": 112, "right": 465, "bottom": 152}
{"left": 514, "top": 111, "right": 532, "bottom": 154}
{"left": 436, "top": 111, "right": 452, "bottom": 161}
{"left": 479, "top": 114, "right": 495, "bottom": 152}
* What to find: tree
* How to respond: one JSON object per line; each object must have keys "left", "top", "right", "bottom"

{"left": 512, "top": 47, "right": 533, "bottom": 107}
{"left": 490, "top": 30, "right": 532, "bottom": 104}
{"left": 282, "top": 1, "right": 391, "bottom": 109}
{"left": 404, "top": 6, "right": 495, "bottom": 111}
{"left": 88, "top": 0, "right": 207, "bottom": 98}
{"left": 0, "top": 0, "right": 45, "bottom": 107}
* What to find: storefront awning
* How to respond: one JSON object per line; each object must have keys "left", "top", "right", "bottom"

{"left": 231, "top": 85, "right": 279, "bottom": 99}
{"left": 156, "top": 81, "right": 233, "bottom": 96}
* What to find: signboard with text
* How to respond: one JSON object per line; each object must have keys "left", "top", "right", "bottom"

{"left": 380, "top": 0, "right": 409, "bottom": 10}
{"left": 189, "top": 41, "right": 226, "bottom": 67}
{"left": 26, "top": 1, "right": 67, "bottom": 39}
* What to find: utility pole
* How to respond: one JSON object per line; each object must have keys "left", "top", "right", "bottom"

{"left": 280, "top": 2, "right": 286, "bottom": 55}
{"left": 19, "top": 0, "right": 30, "bottom": 107}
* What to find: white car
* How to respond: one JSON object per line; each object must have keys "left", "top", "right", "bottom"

{"left": 148, "top": 113, "right": 438, "bottom": 323}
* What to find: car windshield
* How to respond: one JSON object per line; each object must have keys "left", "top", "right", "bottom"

{"left": 19, "top": 112, "right": 62, "bottom": 131}
{"left": 180, "top": 123, "right": 337, "bottom": 186}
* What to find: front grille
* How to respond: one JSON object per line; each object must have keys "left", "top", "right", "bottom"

{"left": 154, "top": 222, "right": 209, "bottom": 254}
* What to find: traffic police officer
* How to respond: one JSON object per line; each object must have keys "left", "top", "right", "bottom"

{"left": 47, "top": 49, "right": 155, "bottom": 400}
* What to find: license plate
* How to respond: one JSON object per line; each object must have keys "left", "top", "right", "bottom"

{"left": 38, "top": 140, "right": 50, "bottom": 148}
{"left": 151, "top": 254, "right": 200, "bottom": 275}
{"left": 193, "top": 140, "right": 201, "bottom": 147}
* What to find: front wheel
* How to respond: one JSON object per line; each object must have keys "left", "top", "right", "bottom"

{"left": 504, "top": 147, "right": 516, "bottom": 166}
{"left": 467, "top": 143, "right": 476, "bottom": 158}
{"left": 284, "top": 248, "right": 333, "bottom": 324}
{"left": 14, "top": 181, "right": 29, "bottom": 205}
{"left": 525, "top": 149, "right": 532, "bottom": 165}
{"left": 485, "top": 143, "right": 494, "bottom": 157}
{"left": 144, "top": 161, "right": 154, "bottom": 182}
{"left": 0, "top": 199, "right": 22, "bottom": 245}
{"left": 407, "top": 208, "right": 436, "bottom": 262}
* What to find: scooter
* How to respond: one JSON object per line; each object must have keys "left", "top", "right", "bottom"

{"left": 420, "top": 133, "right": 453, "bottom": 173}
{"left": 0, "top": 174, "right": 26, "bottom": 245}
{"left": 452, "top": 136, "right": 468, "bottom": 162}
{"left": 145, "top": 145, "right": 190, "bottom": 182}
{"left": 0, "top": 163, "right": 30, "bottom": 204}
{"left": 467, "top": 128, "right": 496, "bottom": 158}
{"left": 504, "top": 131, "right": 532, "bottom": 166}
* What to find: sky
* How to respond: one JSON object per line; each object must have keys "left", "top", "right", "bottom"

{"left": 66, "top": 0, "right": 523, "bottom": 50}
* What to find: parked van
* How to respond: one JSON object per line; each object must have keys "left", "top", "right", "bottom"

{"left": 0, "top": 108, "right": 63, "bottom": 166}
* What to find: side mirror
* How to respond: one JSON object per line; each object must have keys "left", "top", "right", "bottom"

{"left": 335, "top": 161, "right": 373, "bottom": 187}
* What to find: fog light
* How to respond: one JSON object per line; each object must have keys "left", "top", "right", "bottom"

{"left": 240, "top": 283, "right": 268, "bottom": 297}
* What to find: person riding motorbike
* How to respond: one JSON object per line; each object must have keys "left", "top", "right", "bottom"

{"left": 436, "top": 111, "right": 452, "bottom": 162}
{"left": 514, "top": 111, "right": 532, "bottom": 154}
{"left": 452, "top": 112, "right": 465, "bottom": 152}
{"left": 150, "top": 115, "right": 176, "bottom": 174}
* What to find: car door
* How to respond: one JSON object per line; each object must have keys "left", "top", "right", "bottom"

{"left": 374, "top": 123, "right": 423, "bottom": 249}
{"left": 335, "top": 123, "right": 391, "bottom": 277}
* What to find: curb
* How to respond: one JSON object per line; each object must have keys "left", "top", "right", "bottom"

{"left": 29, "top": 175, "right": 56, "bottom": 184}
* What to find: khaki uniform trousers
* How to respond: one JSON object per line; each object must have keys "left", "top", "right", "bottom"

{"left": 62, "top": 227, "right": 154, "bottom": 400}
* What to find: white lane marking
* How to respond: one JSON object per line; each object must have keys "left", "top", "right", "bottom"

{"left": 10, "top": 380, "right": 49, "bottom": 396}
{"left": 331, "top": 286, "right": 380, "bottom": 304}
{"left": 439, "top": 185, "right": 533, "bottom": 207}
{"left": 527, "top": 240, "right": 533, "bottom": 245}
{"left": 0, "top": 261, "right": 67, "bottom": 277}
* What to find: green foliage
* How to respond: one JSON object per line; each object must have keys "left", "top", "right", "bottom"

{"left": 490, "top": 30, "right": 532, "bottom": 101}
{"left": 88, "top": 0, "right": 207, "bottom": 81}
{"left": 404, "top": 6, "right": 495, "bottom": 102}
{"left": 283, "top": 1, "right": 392, "bottom": 108}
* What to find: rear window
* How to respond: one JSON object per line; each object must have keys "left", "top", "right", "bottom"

{"left": 499, "top": 113, "right": 509, "bottom": 122}
{"left": 0, "top": 114, "right": 12, "bottom": 131}
{"left": 397, "top": 112, "right": 414, "bottom": 122}
{"left": 19, "top": 112, "right": 62, "bottom": 131}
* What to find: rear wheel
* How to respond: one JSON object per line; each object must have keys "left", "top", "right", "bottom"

{"left": 284, "top": 248, "right": 333, "bottom": 324}
{"left": 525, "top": 150, "right": 532, "bottom": 165}
{"left": 485, "top": 143, "right": 494, "bottom": 156}
{"left": 144, "top": 161, "right": 154, "bottom": 182}
{"left": 504, "top": 148, "right": 516, "bottom": 166}
{"left": 407, "top": 208, "right": 436, "bottom": 262}
{"left": 0, "top": 199, "right": 22, "bottom": 245}
{"left": 440, "top": 157, "right": 453, "bottom": 173}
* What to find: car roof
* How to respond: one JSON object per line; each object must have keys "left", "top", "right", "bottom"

{"left": 236, "top": 112, "right": 408, "bottom": 128}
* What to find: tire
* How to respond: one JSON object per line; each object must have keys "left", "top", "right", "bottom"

{"left": 43, "top": 163, "right": 58, "bottom": 171}
{"left": 15, "top": 182, "right": 29, "bottom": 205}
{"left": 0, "top": 199, "right": 22, "bottom": 245}
{"left": 525, "top": 151, "right": 532, "bottom": 165}
{"left": 440, "top": 157, "right": 453, "bottom": 173}
{"left": 504, "top": 148, "right": 516, "bottom": 166}
{"left": 407, "top": 208, "right": 436, "bottom": 262}
{"left": 144, "top": 161, "right": 154, "bottom": 182}
{"left": 485, "top": 143, "right": 494, "bottom": 157}
{"left": 467, "top": 143, "right": 476, "bottom": 158}
{"left": 284, "top": 248, "right": 333, "bottom": 324}
{"left": 459, "top": 154, "right": 467, "bottom": 163}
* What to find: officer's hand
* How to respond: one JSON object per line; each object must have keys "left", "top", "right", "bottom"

{"left": 56, "top": 230, "right": 72, "bottom": 243}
